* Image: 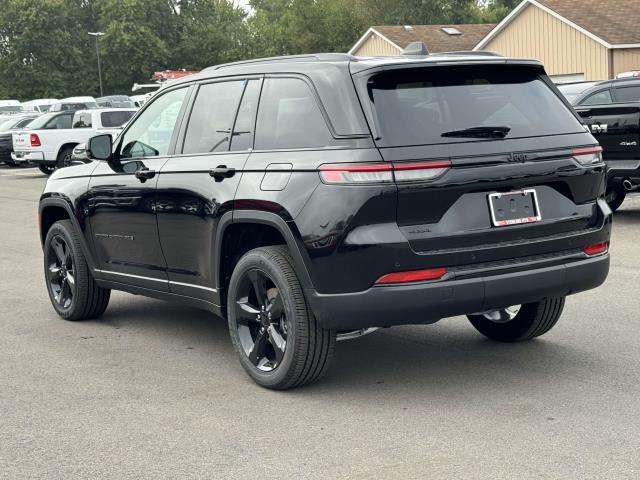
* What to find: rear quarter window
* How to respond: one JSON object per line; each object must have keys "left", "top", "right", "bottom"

{"left": 366, "top": 65, "right": 585, "bottom": 147}
{"left": 255, "top": 78, "right": 332, "bottom": 150}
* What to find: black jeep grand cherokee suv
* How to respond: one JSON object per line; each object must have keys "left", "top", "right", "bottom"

{"left": 39, "top": 53, "right": 611, "bottom": 389}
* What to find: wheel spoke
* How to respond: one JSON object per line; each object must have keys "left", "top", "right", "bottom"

{"left": 237, "top": 296, "right": 260, "bottom": 315}
{"left": 48, "top": 264, "right": 62, "bottom": 278}
{"left": 235, "top": 297, "right": 260, "bottom": 325}
{"left": 66, "top": 272, "right": 76, "bottom": 293}
{"left": 58, "top": 279, "right": 68, "bottom": 306}
{"left": 248, "top": 270, "right": 267, "bottom": 308}
{"left": 52, "top": 237, "right": 66, "bottom": 263}
{"left": 266, "top": 288, "right": 284, "bottom": 319}
{"left": 248, "top": 329, "right": 269, "bottom": 366}
{"left": 267, "top": 325, "right": 286, "bottom": 364}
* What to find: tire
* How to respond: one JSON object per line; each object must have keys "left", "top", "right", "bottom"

{"left": 44, "top": 220, "right": 111, "bottom": 321}
{"left": 227, "top": 246, "right": 335, "bottom": 389}
{"left": 467, "top": 297, "right": 565, "bottom": 343}
{"left": 56, "top": 146, "right": 74, "bottom": 169}
{"left": 38, "top": 163, "right": 56, "bottom": 175}
{"left": 605, "top": 186, "right": 626, "bottom": 212}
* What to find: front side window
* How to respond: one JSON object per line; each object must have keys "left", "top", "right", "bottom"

{"left": 182, "top": 81, "right": 245, "bottom": 154}
{"left": 119, "top": 87, "right": 187, "bottom": 159}
{"left": 581, "top": 89, "right": 613, "bottom": 106}
{"left": 614, "top": 85, "right": 640, "bottom": 103}
{"left": 255, "top": 78, "right": 332, "bottom": 150}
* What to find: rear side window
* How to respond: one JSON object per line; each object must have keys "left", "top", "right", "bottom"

{"left": 366, "top": 65, "right": 585, "bottom": 147}
{"left": 101, "top": 110, "right": 135, "bottom": 128}
{"left": 230, "top": 80, "right": 261, "bottom": 151}
{"left": 73, "top": 113, "right": 92, "bottom": 128}
{"left": 614, "top": 85, "right": 640, "bottom": 103}
{"left": 255, "top": 78, "right": 331, "bottom": 150}
{"left": 182, "top": 81, "right": 245, "bottom": 154}
{"left": 581, "top": 89, "right": 613, "bottom": 106}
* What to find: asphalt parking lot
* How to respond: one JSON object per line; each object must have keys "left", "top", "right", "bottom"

{"left": 0, "top": 164, "right": 639, "bottom": 479}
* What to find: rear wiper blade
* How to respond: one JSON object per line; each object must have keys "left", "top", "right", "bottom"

{"left": 441, "top": 126, "right": 511, "bottom": 139}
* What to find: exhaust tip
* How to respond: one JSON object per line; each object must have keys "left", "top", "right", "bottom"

{"left": 623, "top": 179, "right": 634, "bottom": 191}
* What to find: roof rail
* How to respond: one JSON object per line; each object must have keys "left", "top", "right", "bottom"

{"left": 430, "top": 50, "right": 503, "bottom": 57}
{"left": 203, "top": 53, "right": 355, "bottom": 72}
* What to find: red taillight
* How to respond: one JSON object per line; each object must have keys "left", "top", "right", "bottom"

{"left": 572, "top": 146, "right": 602, "bottom": 166}
{"left": 583, "top": 241, "right": 609, "bottom": 257}
{"left": 30, "top": 133, "right": 41, "bottom": 147}
{"left": 376, "top": 267, "right": 447, "bottom": 285}
{"left": 319, "top": 160, "right": 451, "bottom": 184}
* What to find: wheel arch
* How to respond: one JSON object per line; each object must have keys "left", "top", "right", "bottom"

{"left": 39, "top": 198, "right": 97, "bottom": 271}
{"left": 55, "top": 142, "right": 80, "bottom": 161}
{"left": 216, "top": 210, "right": 314, "bottom": 316}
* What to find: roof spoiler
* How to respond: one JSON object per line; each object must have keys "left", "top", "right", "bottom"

{"left": 402, "top": 42, "right": 429, "bottom": 56}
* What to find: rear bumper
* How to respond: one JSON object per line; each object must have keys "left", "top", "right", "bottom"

{"left": 606, "top": 160, "right": 640, "bottom": 183}
{"left": 11, "top": 151, "right": 45, "bottom": 163}
{"left": 306, "top": 254, "right": 609, "bottom": 330}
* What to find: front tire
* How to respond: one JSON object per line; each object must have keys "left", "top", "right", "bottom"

{"left": 467, "top": 297, "right": 565, "bottom": 342}
{"left": 227, "top": 246, "right": 335, "bottom": 389}
{"left": 38, "top": 163, "right": 56, "bottom": 175}
{"left": 44, "top": 220, "right": 111, "bottom": 320}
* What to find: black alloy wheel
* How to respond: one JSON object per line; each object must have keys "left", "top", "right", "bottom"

{"left": 46, "top": 234, "right": 76, "bottom": 311}
{"left": 605, "top": 186, "right": 626, "bottom": 212}
{"left": 228, "top": 246, "right": 335, "bottom": 389}
{"left": 38, "top": 163, "right": 55, "bottom": 175}
{"left": 234, "top": 269, "right": 288, "bottom": 372}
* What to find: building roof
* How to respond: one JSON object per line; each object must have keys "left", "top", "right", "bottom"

{"left": 349, "top": 24, "right": 496, "bottom": 55}
{"left": 476, "top": 0, "right": 640, "bottom": 50}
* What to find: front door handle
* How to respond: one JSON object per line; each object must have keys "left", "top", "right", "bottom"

{"left": 209, "top": 165, "right": 236, "bottom": 182}
{"left": 135, "top": 168, "right": 156, "bottom": 183}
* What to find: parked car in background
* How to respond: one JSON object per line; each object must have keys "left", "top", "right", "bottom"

{"left": 97, "top": 95, "right": 135, "bottom": 108}
{"left": 38, "top": 53, "right": 610, "bottom": 389}
{"left": 0, "top": 100, "right": 23, "bottom": 114}
{"left": 12, "top": 108, "right": 136, "bottom": 174}
{"left": 572, "top": 78, "right": 640, "bottom": 210}
{"left": 130, "top": 94, "right": 148, "bottom": 108}
{"left": 557, "top": 81, "right": 599, "bottom": 105}
{"left": 50, "top": 96, "right": 98, "bottom": 112}
{"left": 22, "top": 99, "right": 58, "bottom": 113}
{"left": 616, "top": 71, "right": 640, "bottom": 79}
{"left": 0, "top": 114, "right": 39, "bottom": 166}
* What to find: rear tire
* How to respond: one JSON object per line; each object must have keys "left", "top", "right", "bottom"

{"left": 467, "top": 297, "right": 565, "bottom": 342}
{"left": 38, "top": 163, "right": 56, "bottom": 175}
{"left": 605, "top": 186, "right": 626, "bottom": 212}
{"left": 227, "top": 246, "right": 335, "bottom": 389}
{"left": 44, "top": 220, "right": 111, "bottom": 321}
{"left": 56, "top": 146, "right": 74, "bottom": 169}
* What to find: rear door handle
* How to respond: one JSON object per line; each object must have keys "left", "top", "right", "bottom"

{"left": 135, "top": 169, "right": 156, "bottom": 182}
{"left": 209, "top": 165, "right": 236, "bottom": 182}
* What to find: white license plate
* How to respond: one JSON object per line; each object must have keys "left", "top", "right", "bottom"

{"left": 488, "top": 189, "right": 542, "bottom": 227}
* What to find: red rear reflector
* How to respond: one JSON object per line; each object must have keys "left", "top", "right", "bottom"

{"left": 583, "top": 241, "right": 609, "bottom": 256}
{"left": 30, "top": 133, "right": 41, "bottom": 147}
{"left": 376, "top": 267, "right": 447, "bottom": 285}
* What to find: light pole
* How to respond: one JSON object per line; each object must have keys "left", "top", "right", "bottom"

{"left": 88, "top": 32, "right": 104, "bottom": 97}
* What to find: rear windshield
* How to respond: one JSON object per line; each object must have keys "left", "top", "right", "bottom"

{"left": 366, "top": 65, "right": 584, "bottom": 147}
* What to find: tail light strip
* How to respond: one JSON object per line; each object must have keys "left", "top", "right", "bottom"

{"left": 319, "top": 160, "right": 451, "bottom": 184}
{"left": 572, "top": 146, "right": 603, "bottom": 166}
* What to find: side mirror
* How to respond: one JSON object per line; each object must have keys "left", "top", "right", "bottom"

{"left": 87, "top": 134, "right": 112, "bottom": 161}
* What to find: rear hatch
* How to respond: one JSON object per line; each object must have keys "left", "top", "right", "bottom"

{"left": 358, "top": 63, "right": 605, "bottom": 264}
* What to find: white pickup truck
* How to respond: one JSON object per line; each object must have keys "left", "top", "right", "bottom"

{"left": 12, "top": 108, "right": 136, "bottom": 174}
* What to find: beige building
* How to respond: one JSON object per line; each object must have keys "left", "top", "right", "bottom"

{"left": 475, "top": 0, "right": 640, "bottom": 81}
{"left": 348, "top": 24, "right": 495, "bottom": 56}
{"left": 350, "top": 0, "right": 640, "bottom": 82}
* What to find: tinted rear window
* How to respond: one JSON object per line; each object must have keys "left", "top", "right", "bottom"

{"left": 367, "top": 66, "right": 584, "bottom": 147}
{"left": 101, "top": 110, "right": 135, "bottom": 127}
